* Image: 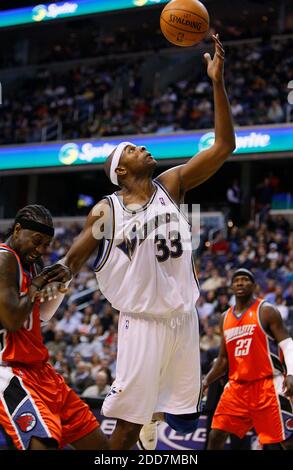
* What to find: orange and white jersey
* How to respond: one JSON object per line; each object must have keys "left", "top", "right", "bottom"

{"left": 223, "top": 298, "right": 285, "bottom": 382}
{"left": 0, "top": 244, "right": 48, "bottom": 366}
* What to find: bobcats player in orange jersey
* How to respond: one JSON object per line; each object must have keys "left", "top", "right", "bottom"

{"left": 0, "top": 205, "right": 109, "bottom": 450}
{"left": 203, "top": 268, "right": 293, "bottom": 449}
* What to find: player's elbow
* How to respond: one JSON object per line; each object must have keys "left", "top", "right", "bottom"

{"left": 219, "top": 141, "right": 236, "bottom": 157}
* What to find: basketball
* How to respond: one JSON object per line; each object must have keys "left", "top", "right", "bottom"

{"left": 160, "top": 0, "right": 209, "bottom": 47}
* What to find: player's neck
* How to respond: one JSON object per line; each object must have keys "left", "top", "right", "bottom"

{"left": 234, "top": 296, "right": 255, "bottom": 315}
{"left": 120, "top": 179, "right": 156, "bottom": 200}
{"left": 5, "top": 236, "right": 15, "bottom": 252}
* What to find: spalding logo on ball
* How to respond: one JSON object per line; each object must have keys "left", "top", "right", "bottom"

{"left": 160, "top": 0, "right": 210, "bottom": 47}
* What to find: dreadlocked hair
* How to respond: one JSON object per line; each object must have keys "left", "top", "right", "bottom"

{"left": 6, "top": 205, "right": 53, "bottom": 237}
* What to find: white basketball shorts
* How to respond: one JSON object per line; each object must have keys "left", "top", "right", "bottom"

{"left": 102, "top": 310, "right": 202, "bottom": 424}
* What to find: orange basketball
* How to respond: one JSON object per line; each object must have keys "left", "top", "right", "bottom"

{"left": 160, "top": 0, "right": 209, "bottom": 47}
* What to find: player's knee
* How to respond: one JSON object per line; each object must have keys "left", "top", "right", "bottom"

{"left": 164, "top": 412, "right": 200, "bottom": 434}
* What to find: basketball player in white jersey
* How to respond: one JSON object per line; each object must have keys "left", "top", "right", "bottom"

{"left": 42, "top": 34, "right": 235, "bottom": 449}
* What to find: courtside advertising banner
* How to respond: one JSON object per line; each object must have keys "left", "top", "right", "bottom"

{"left": 0, "top": 126, "right": 292, "bottom": 171}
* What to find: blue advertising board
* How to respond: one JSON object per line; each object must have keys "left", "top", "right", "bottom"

{"left": 0, "top": 125, "right": 292, "bottom": 172}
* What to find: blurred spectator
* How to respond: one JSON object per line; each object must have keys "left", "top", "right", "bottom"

{"left": 81, "top": 371, "right": 111, "bottom": 399}
{"left": 0, "top": 36, "right": 291, "bottom": 145}
{"left": 267, "top": 99, "right": 284, "bottom": 123}
{"left": 71, "top": 361, "right": 94, "bottom": 394}
{"left": 275, "top": 294, "right": 289, "bottom": 321}
{"left": 226, "top": 180, "right": 241, "bottom": 226}
{"left": 201, "top": 269, "right": 225, "bottom": 292}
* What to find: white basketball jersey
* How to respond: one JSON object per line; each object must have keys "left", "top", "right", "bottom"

{"left": 94, "top": 181, "right": 199, "bottom": 317}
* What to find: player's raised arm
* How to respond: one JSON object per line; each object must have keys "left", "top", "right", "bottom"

{"left": 42, "top": 198, "right": 111, "bottom": 283}
{"left": 158, "top": 34, "right": 235, "bottom": 202}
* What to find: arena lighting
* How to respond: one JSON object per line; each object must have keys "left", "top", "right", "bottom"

{"left": 0, "top": 126, "right": 292, "bottom": 171}
{"left": 0, "top": 0, "right": 169, "bottom": 29}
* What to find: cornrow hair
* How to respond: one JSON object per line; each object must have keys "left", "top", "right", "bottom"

{"left": 6, "top": 205, "right": 53, "bottom": 237}
{"left": 15, "top": 205, "right": 53, "bottom": 227}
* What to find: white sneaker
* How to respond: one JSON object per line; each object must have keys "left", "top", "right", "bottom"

{"left": 137, "top": 421, "right": 158, "bottom": 450}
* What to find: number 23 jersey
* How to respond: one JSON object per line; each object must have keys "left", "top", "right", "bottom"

{"left": 94, "top": 181, "right": 199, "bottom": 317}
{"left": 223, "top": 298, "right": 285, "bottom": 382}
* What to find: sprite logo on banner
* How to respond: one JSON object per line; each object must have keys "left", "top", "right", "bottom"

{"left": 199, "top": 131, "right": 271, "bottom": 152}
{"left": 32, "top": 2, "right": 78, "bottom": 22}
{"left": 59, "top": 142, "right": 115, "bottom": 165}
{"left": 0, "top": 125, "right": 291, "bottom": 171}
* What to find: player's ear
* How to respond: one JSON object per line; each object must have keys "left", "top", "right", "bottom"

{"left": 13, "top": 223, "right": 22, "bottom": 236}
{"left": 116, "top": 166, "right": 127, "bottom": 178}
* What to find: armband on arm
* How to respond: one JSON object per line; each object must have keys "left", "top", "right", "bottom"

{"left": 57, "top": 257, "right": 73, "bottom": 282}
{"left": 39, "top": 258, "right": 72, "bottom": 322}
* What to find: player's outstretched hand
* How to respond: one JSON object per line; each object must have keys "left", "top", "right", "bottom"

{"left": 41, "top": 263, "right": 72, "bottom": 284}
{"left": 204, "top": 33, "right": 225, "bottom": 83}
{"left": 32, "top": 281, "right": 68, "bottom": 303}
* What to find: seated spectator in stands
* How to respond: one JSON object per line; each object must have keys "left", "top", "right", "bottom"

{"left": 197, "top": 295, "right": 215, "bottom": 330}
{"left": 78, "top": 311, "right": 93, "bottom": 336}
{"left": 265, "top": 283, "right": 283, "bottom": 304}
{"left": 46, "top": 329, "right": 67, "bottom": 358}
{"left": 267, "top": 99, "right": 284, "bottom": 123}
{"left": 267, "top": 242, "right": 279, "bottom": 261}
{"left": 275, "top": 294, "right": 289, "bottom": 322}
{"left": 92, "top": 290, "right": 104, "bottom": 314}
{"left": 100, "top": 302, "right": 114, "bottom": 331}
{"left": 56, "top": 308, "right": 81, "bottom": 337}
{"left": 201, "top": 269, "right": 224, "bottom": 292}
{"left": 284, "top": 284, "right": 293, "bottom": 307}
{"left": 71, "top": 361, "right": 94, "bottom": 394}
{"left": 256, "top": 177, "right": 273, "bottom": 220}
{"left": 200, "top": 325, "right": 221, "bottom": 352}
{"left": 90, "top": 354, "right": 102, "bottom": 380}
{"left": 211, "top": 232, "right": 230, "bottom": 255}
{"left": 82, "top": 371, "right": 111, "bottom": 399}
{"left": 214, "top": 293, "right": 231, "bottom": 314}
{"left": 274, "top": 215, "right": 290, "bottom": 235}
{"left": 254, "top": 245, "right": 270, "bottom": 271}
{"left": 226, "top": 179, "right": 241, "bottom": 226}
{"left": 266, "top": 259, "right": 283, "bottom": 283}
